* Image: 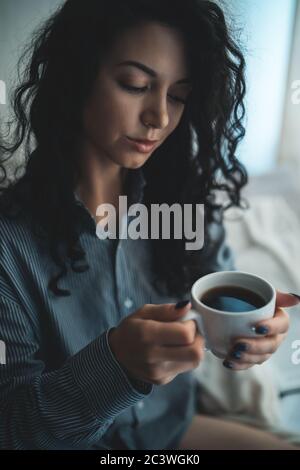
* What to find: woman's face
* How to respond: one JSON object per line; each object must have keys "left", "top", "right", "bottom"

{"left": 82, "top": 21, "right": 192, "bottom": 170}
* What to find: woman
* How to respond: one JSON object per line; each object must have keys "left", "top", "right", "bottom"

{"left": 0, "top": 0, "right": 298, "bottom": 450}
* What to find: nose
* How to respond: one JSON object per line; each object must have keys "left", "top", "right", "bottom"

{"left": 141, "top": 92, "right": 170, "bottom": 130}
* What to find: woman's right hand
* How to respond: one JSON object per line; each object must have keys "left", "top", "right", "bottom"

{"left": 108, "top": 302, "right": 205, "bottom": 386}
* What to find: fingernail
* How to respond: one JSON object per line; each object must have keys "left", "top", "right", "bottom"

{"left": 289, "top": 293, "right": 300, "bottom": 301}
{"left": 231, "top": 350, "right": 242, "bottom": 360}
{"left": 254, "top": 325, "right": 269, "bottom": 335}
{"left": 234, "top": 343, "right": 248, "bottom": 352}
{"left": 223, "top": 360, "right": 234, "bottom": 369}
{"left": 175, "top": 300, "right": 190, "bottom": 309}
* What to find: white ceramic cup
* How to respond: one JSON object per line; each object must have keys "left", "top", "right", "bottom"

{"left": 182, "top": 271, "right": 276, "bottom": 359}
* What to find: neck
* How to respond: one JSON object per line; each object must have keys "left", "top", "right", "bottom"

{"left": 76, "top": 143, "right": 128, "bottom": 218}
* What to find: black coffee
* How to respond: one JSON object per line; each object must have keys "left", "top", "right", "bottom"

{"left": 200, "top": 286, "right": 266, "bottom": 312}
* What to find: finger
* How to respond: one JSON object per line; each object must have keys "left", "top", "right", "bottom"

{"left": 148, "top": 334, "right": 205, "bottom": 364}
{"left": 161, "top": 356, "right": 205, "bottom": 377}
{"left": 230, "top": 333, "right": 287, "bottom": 358}
{"left": 223, "top": 355, "right": 272, "bottom": 371}
{"left": 141, "top": 318, "right": 197, "bottom": 346}
{"left": 143, "top": 356, "right": 203, "bottom": 385}
{"left": 253, "top": 308, "right": 289, "bottom": 336}
{"left": 138, "top": 302, "right": 192, "bottom": 322}
{"left": 276, "top": 291, "right": 300, "bottom": 308}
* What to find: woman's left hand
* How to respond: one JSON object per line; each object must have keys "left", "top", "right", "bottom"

{"left": 223, "top": 291, "right": 300, "bottom": 370}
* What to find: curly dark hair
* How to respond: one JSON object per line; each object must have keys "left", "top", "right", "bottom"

{"left": 0, "top": 0, "right": 247, "bottom": 298}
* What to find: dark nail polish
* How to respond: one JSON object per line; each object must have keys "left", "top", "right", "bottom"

{"left": 234, "top": 343, "right": 248, "bottom": 352}
{"left": 175, "top": 300, "right": 190, "bottom": 309}
{"left": 289, "top": 293, "right": 300, "bottom": 301}
{"left": 223, "top": 360, "right": 234, "bottom": 369}
{"left": 255, "top": 325, "right": 269, "bottom": 335}
{"left": 231, "top": 350, "right": 242, "bottom": 360}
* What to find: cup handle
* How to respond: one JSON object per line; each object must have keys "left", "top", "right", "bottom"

{"left": 180, "top": 308, "right": 204, "bottom": 336}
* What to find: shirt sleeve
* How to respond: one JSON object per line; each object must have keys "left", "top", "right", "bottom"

{"left": 0, "top": 295, "right": 153, "bottom": 450}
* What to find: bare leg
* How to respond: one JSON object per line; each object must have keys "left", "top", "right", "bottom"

{"left": 178, "top": 415, "right": 299, "bottom": 450}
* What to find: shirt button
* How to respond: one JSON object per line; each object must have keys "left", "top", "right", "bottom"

{"left": 124, "top": 297, "right": 133, "bottom": 309}
{"left": 137, "top": 401, "right": 144, "bottom": 410}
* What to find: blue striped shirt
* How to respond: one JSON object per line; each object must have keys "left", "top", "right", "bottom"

{"left": 0, "top": 167, "right": 234, "bottom": 449}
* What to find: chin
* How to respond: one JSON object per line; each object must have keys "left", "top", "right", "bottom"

{"left": 129, "top": 160, "right": 148, "bottom": 169}
{"left": 121, "top": 154, "right": 151, "bottom": 169}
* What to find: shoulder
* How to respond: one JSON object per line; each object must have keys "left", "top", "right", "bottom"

{"left": 0, "top": 210, "right": 43, "bottom": 259}
{"left": 0, "top": 207, "right": 30, "bottom": 235}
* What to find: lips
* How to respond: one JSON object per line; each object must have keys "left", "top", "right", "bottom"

{"left": 126, "top": 136, "right": 158, "bottom": 153}
{"left": 128, "top": 137, "right": 159, "bottom": 144}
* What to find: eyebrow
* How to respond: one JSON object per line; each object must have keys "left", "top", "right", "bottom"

{"left": 116, "top": 60, "right": 191, "bottom": 85}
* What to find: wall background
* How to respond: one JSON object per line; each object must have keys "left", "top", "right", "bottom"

{"left": 279, "top": 0, "right": 300, "bottom": 166}
{"left": 225, "top": 0, "right": 297, "bottom": 174}
{"left": 0, "top": 0, "right": 62, "bottom": 123}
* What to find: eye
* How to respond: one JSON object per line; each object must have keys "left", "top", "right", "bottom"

{"left": 119, "top": 83, "right": 187, "bottom": 105}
